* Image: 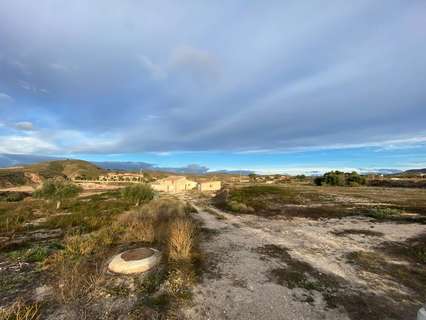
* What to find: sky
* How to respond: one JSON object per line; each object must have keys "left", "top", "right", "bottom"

{"left": 0, "top": 0, "right": 425, "bottom": 173}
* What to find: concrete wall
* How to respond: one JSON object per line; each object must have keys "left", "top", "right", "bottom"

{"left": 198, "top": 181, "right": 221, "bottom": 192}
{"left": 151, "top": 177, "right": 197, "bottom": 193}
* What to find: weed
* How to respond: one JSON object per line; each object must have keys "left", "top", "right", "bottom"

{"left": 138, "top": 268, "right": 167, "bottom": 294}
{"left": 168, "top": 218, "right": 195, "bottom": 262}
{"left": 347, "top": 251, "right": 426, "bottom": 299}
{"left": 367, "top": 207, "right": 400, "bottom": 219}
{"left": 0, "top": 298, "right": 40, "bottom": 320}
{"left": 164, "top": 265, "right": 195, "bottom": 300}
{"left": 115, "top": 212, "right": 155, "bottom": 243}
{"left": 256, "top": 244, "right": 342, "bottom": 292}
{"left": 53, "top": 260, "right": 102, "bottom": 305}
{"left": 7, "top": 246, "right": 50, "bottom": 263}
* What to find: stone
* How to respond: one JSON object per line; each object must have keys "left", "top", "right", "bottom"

{"left": 108, "top": 248, "right": 161, "bottom": 275}
{"left": 418, "top": 306, "right": 426, "bottom": 320}
{"left": 34, "top": 285, "right": 53, "bottom": 302}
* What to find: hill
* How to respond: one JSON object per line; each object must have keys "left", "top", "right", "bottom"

{"left": 0, "top": 159, "right": 106, "bottom": 188}
{"left": 403, "top": 168, "right": 426, "bottom": 174}
{"left": 26, "top": 159, "right": 106, "bottom": 180}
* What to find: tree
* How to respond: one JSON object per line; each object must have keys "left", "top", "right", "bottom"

{"left": 248, "top": 173, "right": 257, "bottom": 182}
{"left": 314, "top": 176, "right": 323, "bottom": 186}
{"left": 314, "top": 171, "right": 366, "bottom": 187}
{"left": 121, "top": 184, "right": 154, "bottom": 206}
{"left": 34, "top": 179, "right": 82, "bottom": 209}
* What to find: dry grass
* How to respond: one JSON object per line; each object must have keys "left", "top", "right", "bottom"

{"left": 168, "top": 217, "right": 195, "bottom": 262}
{"left": 43, "top": 229, "right": 116, "bottom": 269}
{"left": 0, "top": 299, "right": 40, "bottom": 320}
{"left": 54, "top": 260, "right": 103, "bottom": 305}
{"left": 115, "top": 212, "right": 155, "bottom": 243}
{"left": 1, "top": 193, "right": 201, "bottom": 318}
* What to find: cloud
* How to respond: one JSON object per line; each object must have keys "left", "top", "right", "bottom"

{"left": 169, "top": 45, "right": 218, "bottom": 79}
{"left": 14, "top": 121, "right": 34, "bottom": 131}
{"left": 0, "top": 0, "right": 424, "bottom": 158}
{"left": 17, "top": 80, "right": 48, "bottom": 94}
{"left": 138, "top": 55, "right": 166, "bottom": 80}
{"left": 0, "top": 93, "right": 14, "bottom": 104}
{"left": 0, "top": 135, "right": 57, "bottom": 154}
{"left": 49, "top": 63, "right": 73, "bottom": 73}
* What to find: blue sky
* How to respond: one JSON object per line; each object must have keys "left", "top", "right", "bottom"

{"left": 0, "top": 1, "right": 425, "bottom": 173}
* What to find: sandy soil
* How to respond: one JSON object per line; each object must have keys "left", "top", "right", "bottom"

{"left": 183, "top": 200, "right": 425, "bottom": 320}
{"left": 0, "top": 186, "right": 35, "bottom": 192}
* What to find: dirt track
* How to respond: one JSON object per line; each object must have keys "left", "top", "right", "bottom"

{"left": 183, "top": 202, "right": 425, "bottom": 320}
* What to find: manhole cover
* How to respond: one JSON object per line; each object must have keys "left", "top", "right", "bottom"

{"left": 108, "top": 247, "right": 161, "bottom": 274}
{"left": 122, "top": 248, "right": 154, "bottom": 261}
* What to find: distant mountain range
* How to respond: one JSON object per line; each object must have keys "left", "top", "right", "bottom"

{"left": 358, "top": 168, "right": 403, "bottom": 175}
{"left": 0, "top": 154, "right": 61, "bottom": 167}
{"left": 0, "top": 154, "right": 251, "bottom": 175}
{"left": 0, "top": 153, "right": 422, "bottom": 176}
{"left": 404, "top": 168, "right": 426, "bottom": 174}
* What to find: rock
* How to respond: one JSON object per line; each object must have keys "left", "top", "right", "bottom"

{"left": 34, "top": 285, "right": 53, "bottom": 302}
{"left": 418, "top": 306, "right": 426, "bottom": 320}
{"left": 108, "top": 248, "right": 161, "bottom": 275}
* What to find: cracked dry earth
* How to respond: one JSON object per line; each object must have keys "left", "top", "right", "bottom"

{"left": 183, "top": 203, "right": 425, "bottom": 320}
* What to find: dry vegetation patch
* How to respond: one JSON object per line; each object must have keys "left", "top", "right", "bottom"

{"left": 255, "top": 243, "right": 422, "bottom": 320}
{"left": 213, "top": 184, "right": 426, "bottom": 222}
{"left": 0, "top": 298, "right": 40, "bottom": 320}
{"left": 0, "top": 190, "right": 202, "bottom": 319}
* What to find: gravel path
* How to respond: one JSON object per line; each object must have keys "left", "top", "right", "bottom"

{"left": 183, "top": 202, "right": 425, "bottom": 320}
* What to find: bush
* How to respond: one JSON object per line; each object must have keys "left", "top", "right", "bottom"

{"left": 7, "top": 246, "right": 50, "bottom": 263}
{"left": 121, "top": 184, "right": 154, "bottom": 206}
{"left": 33, "top": 179, "right": 82, "bottom": 209}
{"left": 0, "top": 171, "right": 27, "bottom": 188}
{"left": 315, "top": 171, "right": 366, "bottom": 187}
{"left": 367, "top": 207, "right": 400, "bottom": 219}
{"left": 314, "top": 177, "right": 323, "bottom": 186}
{"left": 228, "top": 200, "right": 253, "bottom": 213}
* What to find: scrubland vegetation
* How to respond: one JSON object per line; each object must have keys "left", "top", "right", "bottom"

{"left": 1, "top": 161, "right": 426, "bottom": 319}
{"left": 33, "top": 179, "right": 82, "bottom": 209}
{"left": 213, "top": 183, "right": 426, "bottom": 222}
{"left": 0, "top": 182, "right": 201, "bottom": 319}
{"left": 314, "top": 171, "right": 366, "bottom": 186}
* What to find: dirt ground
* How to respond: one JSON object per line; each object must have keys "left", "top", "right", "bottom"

{"left": 0, "top": 186, "right": 35, "bottom": 193}
{"left": 183, "top": 197, "right": 425, "bottom": 320}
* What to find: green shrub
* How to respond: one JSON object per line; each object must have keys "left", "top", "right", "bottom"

{"left": 7, "top": 246, "right": 50, "bottom": 263}
{"left": 0, "top": 171, "right": 27, "bottom": 188}
{"left": 228, "top": 200, "right": 253, "bottom": 213}
{"left": 121, "top": 184, "right": 154, "bottom": 206}
{"left": 315, "top": 171, "right": 366, "bottom": 187}
{"left": 367, "top": 207, "right": 400, "bottom": 219}
{"left": 33, "top": 179, "right": 82, "bottom": 209}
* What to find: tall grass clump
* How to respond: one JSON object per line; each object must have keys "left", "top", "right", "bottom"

{"left": 0, "top": 298, "right": 40, "bottom": 320}
{"left": 121, "top": 184, "right": 154, "bottom": 206}
{"left": 168, "top": 217, "right": 195, "bottom": 262}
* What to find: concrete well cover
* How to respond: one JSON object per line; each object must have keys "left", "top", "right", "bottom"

{"left": 108, "top": 248, "right": 161, "bottom": 274}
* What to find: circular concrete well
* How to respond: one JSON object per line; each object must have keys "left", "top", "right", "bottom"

{"left": 108, "top": 248, "right": 161, "bottom": 275}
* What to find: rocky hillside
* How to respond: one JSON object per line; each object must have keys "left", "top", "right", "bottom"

{"left": 26, "top": 159, "right": 106, "bottom": 180}
{"left": 0, "top": 160, "right": 105, "bottom": 188}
